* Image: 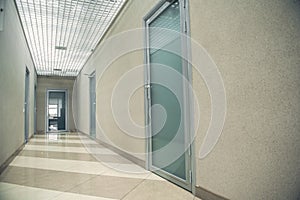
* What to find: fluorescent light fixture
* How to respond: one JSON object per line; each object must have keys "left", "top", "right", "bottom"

{"left": 15, "top": 0, "right": 126, "bottom": 76}
{"left": 55, "top": 46, "right": 67, "bottom": 50}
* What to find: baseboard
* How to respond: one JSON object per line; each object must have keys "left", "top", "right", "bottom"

{"left": 0, "top": 143, "right": 25, "bottom": 175}
{"left": 195, "top": 185, "right": 229, "bottom": 200}
{"left": 79, "top": 131, "right": 146, "bottom": 168}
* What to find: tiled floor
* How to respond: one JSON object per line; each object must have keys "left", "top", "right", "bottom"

{"left": 0, "top": 132, "right": 200, "bottom": 200}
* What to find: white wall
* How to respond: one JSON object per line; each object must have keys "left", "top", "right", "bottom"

{"left": 0, "top": 0, "right": 36, "bottom": 166}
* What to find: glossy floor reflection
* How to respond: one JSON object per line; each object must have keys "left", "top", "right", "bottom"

{"left": 0, "top": 132, "right": 200, "bottom": 200}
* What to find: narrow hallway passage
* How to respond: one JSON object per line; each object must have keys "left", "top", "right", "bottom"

{"left": 0, "top": 133, "right": 200, "bottom": 200}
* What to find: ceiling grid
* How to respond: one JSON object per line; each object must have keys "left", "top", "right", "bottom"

{"left": 16, "top": 0, "right": 126, "bottom": 76}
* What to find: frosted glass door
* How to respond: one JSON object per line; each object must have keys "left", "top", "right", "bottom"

{"left": 90, "top": 74, "right": 96, "bottom": 137}
{"left": 47, "top": 91, "right": 66, "bottom": 132}
{"left": 147, "top": 0, "right": 190, "bottom": 189}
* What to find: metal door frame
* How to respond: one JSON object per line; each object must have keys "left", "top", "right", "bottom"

{"left": 89, "top": 71, "right": 96, "bottom": 137}
{"left": 24, "top": 67, "right": 30, "bottom": 142}
{"left": 144, "top": 0, "right": 195, "bottom": 193}
{"left": 46, "top": 89, "right": 68, "bottom": 133}
{"left": 34, "top": 84, "right": 37, "bottom": 134}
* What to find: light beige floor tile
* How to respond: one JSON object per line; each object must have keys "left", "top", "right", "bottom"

{"left": 146, "top": 173, "right": 167, "bottom": 181}
{"left": 1, "top": 132, "right": 197, "bottom": 200}
{"left": 90, "top": 154, "right": 132, "bottom": 164}
{"left": 193, "top": 197, "right": 203, "bottom": 200}
{"left": 122, "top": 179, "right": 194, "bottom": 200}
{"left": 68, "top": 175, "right": 143, "bottom": 199}
{"left": 101, "top": 167, "right": 150, "bottom": 179}
{"left": 85, "top": 147, "right": 119, "bottom": 155}
{"left": 52, "top": 192, "right": 117, "bottom": 200}
{"left": 0, "top": 182, "right": 18, "bottom": 192}
{"left": 114, "top": 163, "right": 148, "bottom": 174}
{"left": 0, "top": 183, "right": 61, "bottom": 200}
{"left": 63, "top": 161, "right": 112, "bottom": 175}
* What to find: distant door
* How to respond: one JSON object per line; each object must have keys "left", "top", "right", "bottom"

{"left": 34, "top": 85, "right": 37, "bottom": 134}
{"left": 145, "top": 0, "right": 192, "bottom": 191}
{"left": 24, "top": 68, "right": 30, "bottom": 142}
{"left": 89, "top": 72, "right": 96, "bottom": 138}
{"left": 46, "top": 90, "right": 67, "bottom": 132}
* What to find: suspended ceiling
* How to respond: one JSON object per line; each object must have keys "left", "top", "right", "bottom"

{"left": 15, "top": 0, "right": 126, "bottom": 76}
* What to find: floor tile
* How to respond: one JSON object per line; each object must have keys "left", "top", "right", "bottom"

{"left": 19, "top": 150, "right": 98, "bottom": 162}
{"left": 0, "top": 182, "right": 18, "bottom": 193}
{"left": 52, "top": 192, "right": 117, "bottom": 200}
{"left": 24, "top": 145, "right": 90, "bottom": 154}
{"left": 91, "top": 154, "right": 133, "bottom": 164}
{"left": 30, "top": 138, "right": 97, "bottom": 144}
{"left": 28, "top": 141, "right": 85, "bottom": 147}
{"left": 85, "top": 147, "right": 118, "bottom": 155}
{"left": 114, "top": 163, "right": 148, "bottom": 174}
{"left": 23, "top": 170, "right": 96, "bottom": 192}
{"left": 0, "top": 132, "right": 196, "bottom": 200}
{"left": 10, "top": 156, "right": 78, "bottom": 172}
{"left": 145, "top": 173, "right": 167, "bottom": 181}
{"left": 122, "top": 179, "right": 195, "bottom": 200}
{"left": 0, "top": 166, "right": 56, "bottom": 186}
{"left": 101, "top": 167, "right": 150, "bottom": 179}
{"left": 193, "top": 197, "right": 203, "bottom": 200}
{"left": 0, "top": 182, "right": 115, "bottom": 200}
{"left": 0, "top": 184, "right": 60, "bottom": 200}
{"left": 10, "top": 156, "right": 109, "bottom": 175}
{"left": 68, "top": 175, "right": 143, "bottom": 199}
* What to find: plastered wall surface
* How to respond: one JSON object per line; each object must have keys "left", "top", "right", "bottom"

{"left": 74, "top": 0, "right": 159, "bottom": 161}
{"left": 190, "top": 0, "right": 300, "bottom": 199}
{"left": 0, "top": 0, "right": 36, "bottom": 166}
{"left": 36, "top": 76, "right": 76, "bottom": 133}
{"left": 74, "top": 0, "right": 300, "bottom": 199}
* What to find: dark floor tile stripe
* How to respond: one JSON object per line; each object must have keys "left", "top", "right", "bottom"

{"left": 19, "top": 150, "right": 98, "bottom": 162}
{"left": 33, "top": 136, "right": 89, "bottom": 141}
{"left": 19, "top": 150, "right": 134, "bottom": 164}
{"left": 28, "top": 141, "right": 84, "bottom": 147}
{"left": 28, "top": 141, "right": 102, "bottom": 148}
{"left": 91, "top": 154, "right": 134, "bottom": 164}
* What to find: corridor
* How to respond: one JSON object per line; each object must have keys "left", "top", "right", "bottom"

{"left": 0, "top": 132, "right": 200, "bottom": 200}
{"left": 1, "top": 0, "right": 299, "bottom": 199}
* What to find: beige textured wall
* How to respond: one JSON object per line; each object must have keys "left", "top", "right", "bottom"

{"left": 190, "top": 0, "right": 300, "bottom": 199}
{"left": 74, "top": 0, "right": 159, "bottom": 161}
{"left": 74, "top": 0, "right": 300, "bottom": 199}
{"left": 0, "top": 1, "right": 36, "bottom": 165}
{"left": 36, "top": 76, "right": 76, "bottom": 133}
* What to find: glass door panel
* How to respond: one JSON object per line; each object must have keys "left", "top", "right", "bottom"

{"left": 90, "top": 74, "right": 96, "bottom": 137}
{"left": 146, "top": 0, "right": 191, "bottom": 190}
{"left": 47, "top": 91, "right": 66, "bottom": 132}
